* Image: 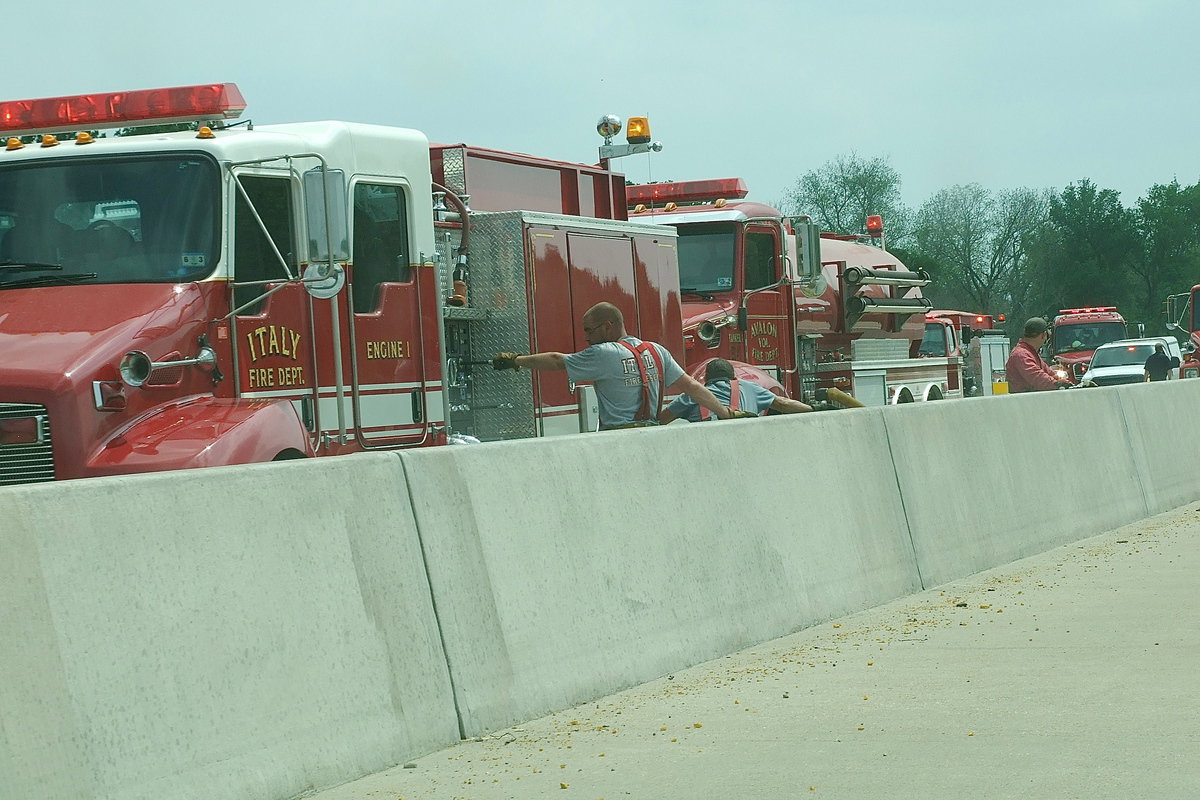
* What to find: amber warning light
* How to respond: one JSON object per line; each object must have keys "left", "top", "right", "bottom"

{"left": 866, "top": 215, "right": 884, "bottom": 237}
{"left": 0, "top": 83, "right": 246, "bottom": 136}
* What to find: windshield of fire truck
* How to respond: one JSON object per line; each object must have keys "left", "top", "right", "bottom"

{"left": 1052, "top": 322, "right": 1126, "bottom": 354}
{"left": 676, "top": 223, "right": 735, "bottom": 294}
{"left": 0, "top": 154, "right": 219, "bottom": 285}
{"left": 918, "top": 323, "right": 948, "bottom": 356}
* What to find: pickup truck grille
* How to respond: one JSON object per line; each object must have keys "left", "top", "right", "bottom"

{"left": 0, "top": 403, "right": 55, "bottom": 486}
{"left": 1090, "top": 374, "right": 1145, "bottom": 387}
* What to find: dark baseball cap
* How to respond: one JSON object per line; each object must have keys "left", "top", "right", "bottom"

{"left": 1023, "top": 317, "right": 1050, "bottom": 337}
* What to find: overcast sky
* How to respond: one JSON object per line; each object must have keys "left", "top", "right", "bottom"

{"left": 8, "top": 0, "right": 1198, "bottom": 212}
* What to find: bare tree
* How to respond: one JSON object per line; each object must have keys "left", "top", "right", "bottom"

{"left": 779, "top": 153, "right": 908, "bottom": 241}
{"left": 912, "top": 184, "right": 1051, "bottom": 314}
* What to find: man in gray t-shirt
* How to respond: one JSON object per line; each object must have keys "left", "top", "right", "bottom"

{"left": 493, "top": 302, "right": 734, "bottom": 429}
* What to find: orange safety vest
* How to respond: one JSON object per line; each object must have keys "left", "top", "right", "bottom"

{"left": 615, "top": 339, "right": 666, "bottom": 423}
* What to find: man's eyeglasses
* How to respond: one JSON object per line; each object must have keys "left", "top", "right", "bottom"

{"left": 583, "top": 321, "right": 606, "bottom": 335}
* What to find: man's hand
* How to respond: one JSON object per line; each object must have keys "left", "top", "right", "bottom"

{"left": 727, "top": 409, "right": 758, "bottom": 420}
{"left": 492, "top": 352, "right": 524, "bottom": 371}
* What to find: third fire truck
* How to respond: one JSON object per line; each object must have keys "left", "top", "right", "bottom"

{"left": 1050, "top": 306, "right": 1128, "bottom": 382}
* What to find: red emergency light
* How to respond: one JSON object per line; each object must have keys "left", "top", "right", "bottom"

{"left": 865, "top": 215, "right": 884, "bottom": 237}
{"left": 626, "top": 178, "right": 749, "bottom": 207}
{"left": 0, "top": 83, "right": 246, "bottom": 136}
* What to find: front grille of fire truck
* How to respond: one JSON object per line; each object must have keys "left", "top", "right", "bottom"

{"left": 0, "top": 403, "right": 56, "bottom": 486}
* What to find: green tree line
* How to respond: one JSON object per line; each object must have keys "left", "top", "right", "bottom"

{"left": 779, "top": 154, "right": 1200, "bottom": 334}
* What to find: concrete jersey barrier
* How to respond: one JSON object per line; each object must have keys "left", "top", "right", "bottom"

{"left": 398, "top": 408, "right": 923, "bottom": 737}
{"left": 884, "top": 387, "right": 1153, "bottom": 587}
{"left": 4, "top": 380, "right": 1200, "bottom": 800}
{"left": 0, "top": 454, "right": 458, "bottom": 800}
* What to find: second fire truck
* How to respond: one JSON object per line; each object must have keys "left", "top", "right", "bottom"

{"left": 626, "top": 179, "right": 963, "bottom": 406}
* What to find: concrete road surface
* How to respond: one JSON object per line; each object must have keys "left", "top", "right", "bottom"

{"left": 310, "top": 502, "right": 1200, "bottom": 800}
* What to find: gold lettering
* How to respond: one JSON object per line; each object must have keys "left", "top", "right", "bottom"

{"left": 276, "top": 366, "right": 305, "bottom": 387}
{"left": 268, "top": 325, "right": 280, "bottom": 356}
{"left": 247, "top": 367, "right": 275, "bottom": 388}
{"left": 750, "top": 321, "right": 779, "bottom": 338}
{"left": 246, "top": 332, "right": 258, "bottom": 363}
{"left": 253, "top": 326, "right": 268, "bottom": 357}
{"left": 289, "top": 329, "right": 301, "bottom": 359}
{"left": 365, "top": 340, "right": 411, "bottom": 359}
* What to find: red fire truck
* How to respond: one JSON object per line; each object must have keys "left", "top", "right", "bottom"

{"left": 921, "top": 310, "right": 1004, "bottom": 395}
{"left": 626, "top": 179, "right": 962, "bottom": 406}
{"left": 1050, "top": 306, "right": 1128, "bottom": 382}
{"left": 0, "top": 83, "right": 682, "bottom": 485}
{"left": 1165, "top": 290, "right": 1200, "bottom": 378}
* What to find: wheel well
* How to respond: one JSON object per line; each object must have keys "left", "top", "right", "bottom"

{"left": 890, "top": 387, "right": 916, "bottom": 404}
{"left": 924, "top": 384, "right": 944, "bottom": 401}
{"left": 272, "top": 448, "right": 308, "bottom": 461}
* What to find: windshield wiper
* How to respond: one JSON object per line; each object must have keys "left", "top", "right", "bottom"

{"left": 0, "top": 272, "right": 97, "bottom": 290}
{"left": 0, "top": 261, "right": 65, "bottom": 272}
{"left": 680, "top": 288, "right": 716, "bottom": 301}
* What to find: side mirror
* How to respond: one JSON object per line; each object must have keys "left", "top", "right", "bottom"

{"left": 737, "top": 306, "right": 748, "bottom": 331}
{"left": 303, "top": 167, "right": 349, "bottom": 264}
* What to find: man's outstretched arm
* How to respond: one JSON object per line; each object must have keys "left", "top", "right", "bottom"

{"left": 493, "top": 352, "right": 566, "bottom": 371}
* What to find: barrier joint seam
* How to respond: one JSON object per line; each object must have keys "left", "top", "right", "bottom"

{"left": 882, "top": 413, "right": 926, "bottom": 590}
{"left": 396, "top": 452, "right": 469, "bottom": 741}
{"left": 1115, "top": 391, "right": 1153, "bottom": 518}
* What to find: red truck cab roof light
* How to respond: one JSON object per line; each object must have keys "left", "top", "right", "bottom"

{"left": 0, "top": 82, "right": 246, "bottom": 136}
{"left": 626, "top": 178, "right": 749, "bottom": 207}
{"left": 1058, "top": 306, "right": 1117, "bottom": 315}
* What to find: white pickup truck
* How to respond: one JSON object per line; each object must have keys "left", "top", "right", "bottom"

{"left": 1079, "top": 337, "right": 1184, "bottom": 386}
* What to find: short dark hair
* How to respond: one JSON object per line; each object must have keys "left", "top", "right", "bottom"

{"left": 705, "top": 358, "right": 735, "bottom": 382}
{"left": 1023, "top": 317, "right": 1050, "bottom": 338}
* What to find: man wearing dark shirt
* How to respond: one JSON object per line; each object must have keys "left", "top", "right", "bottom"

{"left": 1143, "top": 344, "right": 1177, "bottom": 382}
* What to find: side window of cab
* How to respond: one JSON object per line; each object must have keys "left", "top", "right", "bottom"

{"left": 351, "top": 183, "right": 410, "bottom": 313}
{"left": 744, "top": 231, "right": 777, "bottom": 291}
{"left": 233, "top": 175, "right": 296, "bottom": 315}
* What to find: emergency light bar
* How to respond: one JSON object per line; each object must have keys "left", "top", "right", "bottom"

{"left": 0, "top": 83, "right": 246, "bottom": 136}
{"left": 626, "top": 178, "right": 748, "bottom": 207}
{"left": 1058, "top": 306, "right": 1117, "bottom": 315}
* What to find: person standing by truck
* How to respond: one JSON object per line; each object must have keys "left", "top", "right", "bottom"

{"left": 1005, "top": 317, "right": 1072, "bottom": 393}
{"left": 493, "top": 302, "right": 735, "bottom": 429}
{"left": 1143, "top": 343, "right": 1179, "bottom": 382}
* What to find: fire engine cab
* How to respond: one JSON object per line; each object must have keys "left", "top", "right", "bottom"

{"left": 1050, "top": 306, "right": 1128, "bottom": 382}
{"left": 0, "top": 83, "right": 682, "bottom": 485}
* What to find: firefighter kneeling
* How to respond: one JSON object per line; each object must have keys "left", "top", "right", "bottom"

{"left": 658, "top": 358, "right": 813, "bottom": 424}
